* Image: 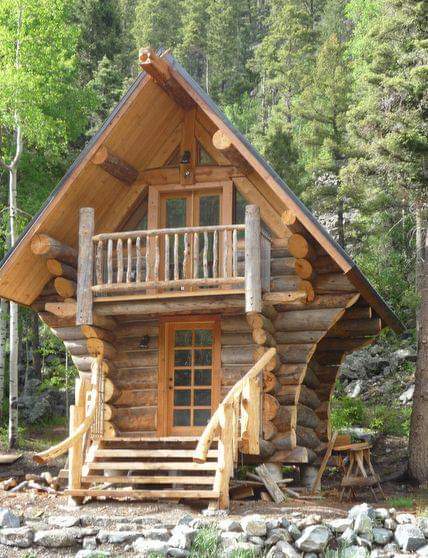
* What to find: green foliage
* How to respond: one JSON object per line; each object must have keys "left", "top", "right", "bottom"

{"left": 367, "top": 405, "right": 411, "bottom": 437}
{"left": 387, "top": 496, "right": 414, "bottom": 509}
{"left": 331, "top": 396, "right": 365, "bottom": 430}
{"left": 190, "top": 526, "right": 221, "bottom": 558}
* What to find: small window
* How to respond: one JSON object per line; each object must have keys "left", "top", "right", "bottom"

{"left": 198, "top": 142, "right": 216, "bottom": 165}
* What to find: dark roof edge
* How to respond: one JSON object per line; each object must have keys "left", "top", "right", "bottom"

{"left": 166, "top": 53, "right": 404, "bottom": 334}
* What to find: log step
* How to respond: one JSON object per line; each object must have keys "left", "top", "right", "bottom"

{"left": 65, "top": 489, "right": 220, "bottom": 499}
{"left": 88, "top": 461, "right": 217, "bottom": 471}
{"left": 82, "top": 475, "right": 215, "bottom": 485}
{"left": 94, "top": 449, "right": 218, "bottom": 459}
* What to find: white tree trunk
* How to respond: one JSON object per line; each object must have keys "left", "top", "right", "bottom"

{"left": 0, "top": 299, "right": 8, "bottom": 420}
{"left": 8, "top": 166, "right": 19, "bottom": 449}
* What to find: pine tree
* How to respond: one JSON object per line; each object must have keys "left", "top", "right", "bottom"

{"left": 133, "top": 0, "right": 183, "bottom": 52}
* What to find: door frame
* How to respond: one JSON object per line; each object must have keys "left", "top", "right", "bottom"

{"left": 157, "top": 315, "right": 221, "bottom": 437}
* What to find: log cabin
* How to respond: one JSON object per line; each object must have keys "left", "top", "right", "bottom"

{"left": 0, "top": 49, "right": 402, "bottom": 508}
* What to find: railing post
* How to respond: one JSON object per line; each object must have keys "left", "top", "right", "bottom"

{"left": 68, "top": 378, "right": 85, "bottom": 501}
{"left": 76, "top": 207, "right": 95, "bottom": 325}
{"left": 245, "top": 205, "right": 262, "bottom": 313}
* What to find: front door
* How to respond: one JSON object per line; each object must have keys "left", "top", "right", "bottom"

{"left": 161, "top": 318, "right": 220, "bottom": 436}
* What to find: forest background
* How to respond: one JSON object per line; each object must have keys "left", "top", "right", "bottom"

{"left": 0, "top": 0, "right": 426, "bottom": 463}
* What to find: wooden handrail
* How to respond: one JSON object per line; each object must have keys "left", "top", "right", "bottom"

{"left": 33, "top": 358, "right": 102, "bottom": 464}
{"left": 193, "top": 347, "right": 276, "bottom": 464}
{"left": 93, "top": 223, "right": 245, "bottom": 242}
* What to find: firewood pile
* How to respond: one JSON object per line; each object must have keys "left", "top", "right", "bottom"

{"left": 0, "top": 472, "right": 63, "bottom": 495}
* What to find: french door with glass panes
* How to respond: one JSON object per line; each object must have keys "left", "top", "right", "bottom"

{"left": 161, "top": 318, "right": 220, "bottom": 436}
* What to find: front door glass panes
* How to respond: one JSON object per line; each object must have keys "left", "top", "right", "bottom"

{"left": 172, "top": 326, "right": 214, "bottom": 428}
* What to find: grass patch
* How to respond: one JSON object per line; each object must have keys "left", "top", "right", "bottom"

{"left": 190, "top": 526, "right": 221, "bottom": 558}
{"left": 387, "top": 495, "right": 414, "bottom": 509}
{"left": 228, "top": 551, "right": 258, "bottom": 558}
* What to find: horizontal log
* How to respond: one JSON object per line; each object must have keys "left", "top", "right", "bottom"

{"left": 316, "top": 365, "right": 339, "bottom": 383}
{"left": 47, "top": 259, "right": 77, "bottom": 281}
{"left": 271, "top": 276, "right": 314, "bottom": 301}
{"left": 277, "top": 385, "right": 300, "bottom": 406}
{"left": 31, "top": 295, "right": 63, "bottom": 312}
{"left": 54, "top": 277, "right": 77, "bottom": 298}
{"left": 115, "top": 350, "right": 158, "bottom": 368}
{"left": 86, "top": 338, "right": 117, "bottom": 360}
{"left": 252, "top": 328, "right": 276, "bottom": 347}
{"left": 221, "top": 315, "right": 251, "bottom": 333}
{"left": 270, "top": 257, "right": 296, "bottom": 275}
{"left": 113, "top": 368, "right": 157, "bottom": 390}
{"left": 116, "top": 323, "right": 159, "bottom": 338}
{"left": 278, "top": 343, "right": 316, "bottom": 364}
{"left": 253, "top": 346, "right": 280, "bottom": 372}
{"left": 221, "top": 332, "right": 254, "bottom": 346}
{"left": 295, "top": 259, "right": 314, "bottom": 280}
{"left": 38, "top": 312, "right": 76, "bottom": 328}
{"left": 330, "top": 318, "right": 381, "bottom": 335}
{"left": 275, "top": 308, "right": 345, "bottom": 332}
{"left": 70, "top": 355, "right": 93, "bottom": 371}
{"left": 297, "top": 404, "right": 320, "bottom": 429}
{"left": 63, "top": 339, "right": 88, "bottom": 356}
{"left": 272, "top": 430, "right": 297, "bottom": 451}
{"left": 222, "top": 346, "right": 256, "bottom": 366}
{"left": 313, "top": 255, "right": 341, "bottom": 274}
{"left": 263, "top": 420, "right": 277, "bottom": 441}
{"left": 287, "top": 234, "right": 315, "bottom": 259}
{"left": 277, "top": 363, "right": 306, "bottom": 386}
{"left": 104, "top": 378, "right": 120, "bottom": 403}
{"left": 41, "top": 280, "right": 57, "bottom": 297}
{"left": 259, "top": 439, "right": 275, "bottom": 459}
{"left": 315, "top": 273, "right": 356, "bottom": 293}
{"left": 92, "top": 146, "right": 138, "bottom": 185}
{"left": 316, "top": 351, "right": 345, "bottom": 365}
{"left": 263, "top": 394, "right": 280, "bottom": 421}
{"left": 318, "top": 337, "right": 375, "bottom": 352}
{"left": 45, "top": 300, "right": 76, "bottom": 318}
{"left": 299, "top": 384, "right": 321, "bottom": 410}
{"left": 263, "top": 291, "right": 307, "bottom": 304}
{"left": 81, "top": 325, "right": 115, "bottom": 343}
{"left": 114, "top": 388, "right": 157, "bottom": 407}
{"left": 268, "top": 446, "right": 309, "bottom": 464}
{"left": 276, "top": 330, "right": 325, "bottom": 344}
{"left": 112, "top": 405, "right": 156, "bottom": 431}
{"left": 31, "top": 234, "right": 77, "bottom": 265}
{"left": 277, "top": 293, "right": 360, "bottom": 311}
{"left": 246, "top": 313, "right": 275, "bottom": 334}
{"left": 272, "top": 406, "right": 297, "bottom": 432}
{"left": 303, "top": 366, "right": 320, "bottom": 389}
{"left": 343, "top": 306, "right": 372, "bottom": 320}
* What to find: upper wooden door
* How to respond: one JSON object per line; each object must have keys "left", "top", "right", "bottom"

{"left": 160, "top": 318, "right": 220, "bottom": 436}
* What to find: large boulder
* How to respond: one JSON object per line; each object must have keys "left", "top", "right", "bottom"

{"left": 295, "top": 524, "right": 331, "bottom": 552}
{"left": 325, "top": 517, "right": 353, "bottom": 534}
{"left": 34, "top": 527, "right": 97, "bottom": 548}
{"left": 394, "top": 523, "right": 426, "bottom": 552}
{"left": 133, "top": 537, "right": 169, "bottom": 556}
{"left": 48, "top": 515, "right": 81, "bottom": 528}
{"left": 354, "top": 512, "right": 374, "bottom": 541}
{"left": 97, "top": 530, "right": 142, "bottom": 544}
{"left": 241, "top": 514, "right": 267, "bottom": 537}
{"left": 266, "top": 540, "right": 300, "bottom": 558}
{"left": 0, "top": 526, "right": 34, "bottom": 548}
{"left": 372, "top": 527, "right": 393, "bottom": 545}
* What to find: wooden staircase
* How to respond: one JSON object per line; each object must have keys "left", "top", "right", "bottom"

{"left": 65, "top": 437, "right": 220, "bottom": 501}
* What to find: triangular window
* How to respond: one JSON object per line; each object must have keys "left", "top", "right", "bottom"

{"left": 197, "top": 142, "right": 216, "bottom": 165}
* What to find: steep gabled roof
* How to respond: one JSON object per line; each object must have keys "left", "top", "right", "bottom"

{"left": 0, "top": 51, "right": 402, "bottom": 333}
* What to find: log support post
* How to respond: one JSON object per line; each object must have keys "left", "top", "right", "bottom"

{"left": 245, "top": 205, "right": 262, "bottom": 313}
{"left": 68, "top": 379, "right": 85, "bottom": 503}
{"left": 76, "top": 208, "right": 95, "bottom": 326}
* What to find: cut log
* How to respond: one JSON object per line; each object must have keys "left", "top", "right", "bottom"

{"left": 252, "top": 328, "right": 276, "bottom": 347}
{"left": 275, "top": 308, "right": 345, "bottom": 332}
{"left": 41, "top": 280, "right": 57, "bottom": 297}
{"left": 253, "top": 347, "right": 280, "bottom": 372}
{"left": 278, "top": 343, "right": 316, "bottom": 364}
{"left": 247, "top": 313, "right": 275, "bottom": 334}
{"left": 343, "top": 306, "right": 372, "bottom": 320}
{"left": 31, "top": 295, "right": 63, "bottom": 312}
{"left": 212, "top": 130, "right": 251, "bottom": 173}
{"left": 269, "top": 446, "right": 309, "bottom": 464}
{"left": 92, "top": 146, "right": 138, "bottom": 185}
{"left": 277, "top": 364, "right": 306, "bottom": 386}
{"left": 255, "top": 464, "right": 285, "bottom": 503}
{"left": 276, "top": 330, "right": 325, "bottom": 344}
{"left": 45, "top": 300, "right": 76, "bottom": 318}
{"left": 287, "top": 234, "right": 315, "bottom": 259}
{"left": 297, "top": 404, "right": 320, "bottom": 429}
{"left": 47, "top": 259, "right": 77, "bottom": 281}
{"left": 263, "top": 394, "right": 280, "bottom": 421}
{"left": 81, "top": 325, "right": 115, "bottom": 343}
{"left": 263, "top": 370, "right": 278, "bottom": 394}
{"left": 63, "top": 339, "right": 88, "bottom": 356}
{"left": 54, "top": 277, "right": 77, "bottom": 298}
{"left": 38, "top": 313, "right": 76, "bottom": 328}
{"left": 31, "top": 234, "right": 77, "bottom": 265}
{"left": 87, "top": 339, "right": 117, "bottom": 360}
{"left": 296, "top": 425, "right": 321, "bottom": 450}
{"left": 263, "top": 291, "right": 307, "bottom": 304}
{"left": 315, "top": 273, "right": 356, "bottom": 293}
{"left": 271, "top": 276, "right": 314, "bottom": 301}
{"left": 104, "top": 378, "right": 119, "bottom": 403}
{"left": 259, "top": 439, "right": 275, "bottom": 459}
{"left": 303, "top": 367, "right": 320, "bottom": 389}
{"left": 262, "top": 420, "right": 277, "bottom": 441}
{"left": 295, "top": 259, "right": 315, "bottom": 280}
{"left": 272, "top": 406, "right": 297, "bottom": 432}
{"left": 272, "top": 430, "right": 297, "bottom": 451}
{"left": 282, "top": 209, "right": 297, "bottom": 226}
{"left": 277, "top": 385, "right": 300, "bottom": 406}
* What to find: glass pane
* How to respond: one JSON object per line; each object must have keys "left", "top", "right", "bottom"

{"left": 174, "top": 369, "right": 191, "bottom": 386}
{"left": 174, "top": 350, "right": 192, "bottom": 366}
{"left": 174, "top": 409, "right": 190, "bottom": 426}
{"left": 194, "top": 389, "right": 211, "bottom": 406}
{"left": 175, "top": 330, "right": 192, "bottom": 346}
{"left": 166, "top": 197, "right": 187, "bottom": 228}
{"left": 199, "top": 195, "right": 220, "bottom": 227}
{"left": 194, "top": 349, "right": 212, "bottom": 366}
{"left": 198, "top": 142, "right": 215, "bottom": 165}
{"left": 195, "top": 329, "right": 212, "bottom": 346}
{"left": 194, "top": 369, "right": 211, "bottom": 386}
{"left": 194, "top": 409, "right": 211, "bottom": 426}
{"left": 174, "top": 389, "right": 191, "bottom": 406}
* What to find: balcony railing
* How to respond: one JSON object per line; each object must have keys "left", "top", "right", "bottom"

{"left": 76, "top": 205, "right": 270, "bottom": 324}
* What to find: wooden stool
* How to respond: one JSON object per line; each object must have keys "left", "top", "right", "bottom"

{"left": 334, "top": 442, "right": 385, "bottom": 502}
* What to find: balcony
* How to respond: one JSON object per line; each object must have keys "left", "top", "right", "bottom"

{"left": 76, "top": 205, "right": 270, "bottom": 322}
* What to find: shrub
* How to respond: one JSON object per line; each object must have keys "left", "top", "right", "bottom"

{"left": 331, "top": 396, "right": 365, "bottom": 429}
{"left": 387, "top": 496, "right": 414, "bottom": 509}
{"left": 367, "top": 405, "right": 411, "bottom": 436}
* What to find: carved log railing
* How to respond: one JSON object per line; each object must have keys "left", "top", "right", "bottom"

{"left": 91, "top": 223, "right": 246, "bottom": 295}
{"left": 193, "top": 347, "right": 277, "bottom": 508}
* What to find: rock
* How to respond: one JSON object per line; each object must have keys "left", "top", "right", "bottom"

{"left": 133, "top": 537, "right": 169, "bottom": 556}
{"left": 395, "top": 512, "right": 415, "bottom": 524}
{"left": 0, "top": 526, "right": 34, "bottom": 548}
{"left": 220, "top": 531, "right": 246, "bottom": 548}
{"left": 97, "top": 530, "right": 142, "bottom": 544}
{"left": 168, "top": 525, "right": 196, "bottom": 550}
{"left": 202, "top": 508, "right": 229, "bottom": 517}
{"left": 383, "top": 542, "right": 398, "bottom": 552}
{"left": 34, "top": 527, "right": 97, "bottom": 548}
{"left": 265, "top": 528, "right": 292, "bottom": 546}
{"left": 388, "top": 508, "right": 396, "bottom": 518}
{"left": 267, "top": 519, "right": 283, "bottom": 530}
{"left": 295, "top": 524, "right": 331, "bottom": 552}
{"left": 219, "top": 519, "right": 242, "bottom": 532}
{"left": 356, "top": 535, "right": 373, "bottom": 549}
{"left": 417, "top": 544, "right": 428, "bottom": 557}
{"left": 394, "top": 348, "right": 417, "bottom": 361}
{"left": 48, "top": 515, "right": 81, "bottom": 528}
{"left": 344, "top": 427, "right": 376, "bottom": 444}
{"left": 281, "top": 518, "right": 290, "bottom": 529}
{"left": 241, "top": 514, "right": 267, "bottom": 537}
{"left": 177, "top": 514, "right": 194, "bottom": 526}
{"left": 82, "top": 536, "right": 97, "bottom": 550}
{"left": 248, "top": 535, "right": 265, "bottom": 546}
{"left": 372, "top": 527, "right": 393, "bottom": 545}
{"left": 0, "top": 508, "right": 20, "bottom": 528}
{"left": 295, "top": 514, "right": 321, "bottom": 529}
{"left": 374, "top": 508, "right": 389, "bottom": 521}
{"left": 370, "top": 550, "right": 395, "bottom": 558}
{"left": 287, "top": 523, "right": 301, "bottom": 541}
{"left": 395, "top": 523, "right": 426, "bottom": 551}
{"left": 325, "top": 517, "right": 352, "bottom": 533}
{"left": 349, "top": 503, "right": 376, "bottom": 520}
{"left": 76, "top": 551, "right": 111, "bottom": 558}
{"left": 340, "top": 546, "right": 369, "bottom": 558}
{"left": 144, "top": 527, "right": 170, "bottom": 541}
{"left": 399, "top": 384, "right": 414, "bottom": 403}
{"left": 418, "top": 517, "right": 428, "bottom": 538}
{"left": 266, "top": 540, "right": 300, "bottom": 558}
{"left": 384, "top": 518, "right": 397, "bottom": 530}
{"left": 354, "top": 512, "right": 373, "bottom": 541}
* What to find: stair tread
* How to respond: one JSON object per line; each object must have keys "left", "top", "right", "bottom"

{"left": 82, "top": 475, "right": 215, "bottom": 485}
{"left": 66, "top": 488, "right": 220, "bottom": 499}
{"left": 95, "top": 449, "right": 217, "bottom": 458}
{"left": 110, "top": 435, "right": 200, "bottom": 442}
{"left": 88, "top": 461, "right": 217, "bottom": 471}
